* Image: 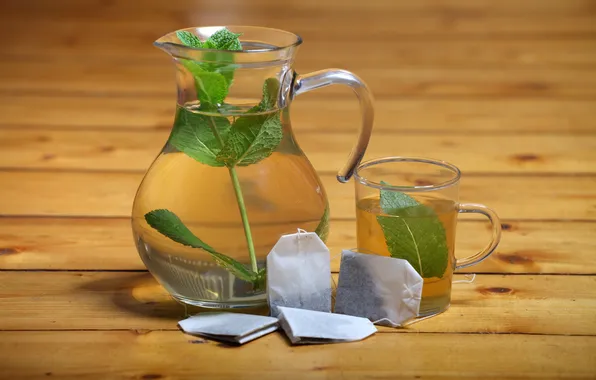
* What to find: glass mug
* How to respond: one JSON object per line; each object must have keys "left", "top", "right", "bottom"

{"left": 354, "top": 157, "right": 502, "bottom": 317}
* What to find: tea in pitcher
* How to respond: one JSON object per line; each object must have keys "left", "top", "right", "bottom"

{"left": 356, "top": 194, "right": 457, "bottom": 317}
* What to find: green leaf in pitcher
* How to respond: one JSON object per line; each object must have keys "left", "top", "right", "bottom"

{"left": 176, "top": 28, "right": 243, "bottom": 106}
{"left": 204, "top": 29, "right": 243, "bottom": 51}
{"left": 168, "top": 107, "right": 230, "bottom": 167}
{"left": 376, "top": 184, "right": 449, "bottom": 278}
{"left": 216, "top": 113, "right": 282, "bottom": 166}
{"left": 216, "top": 78, "right": 282, "bottom": 166}
{"left": 144, "top": 209, "right": 256, "bottom": 283}
{"left": 314, "top": 204, "right": 330, "bottom": 242}
{"left": 176, "top": 31, "right": 203, "bottom": 48}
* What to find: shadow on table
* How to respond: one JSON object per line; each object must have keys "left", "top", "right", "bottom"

{"left": 78, "top": 272, "right": 268, "bottom": 322}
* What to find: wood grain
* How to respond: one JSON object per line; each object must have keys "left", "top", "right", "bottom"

{"left": 1, "top": 331, "right": 594, "bottom": 380}
{"left": 4, "top": 96, "right": 595, "bottom": 133}
{"left": 4, "top": 60, "right": 595, "bottom": 98}
{"left": 1, "top": 130, "right": 594, "bottom": 174}
{"left": 0, "top": 0, "right": 595, "bottom": 377}
{"left": 0, "top": 272, "right": 595, "bottom": 335}
{"left": 1, "top": 171, "right": 594, "bottom": 220}
{"left": 5, "top": 39, "right": 596, "bottom": 70}
{"left": 1, "top": 218, "right": 595, "bottom": 274}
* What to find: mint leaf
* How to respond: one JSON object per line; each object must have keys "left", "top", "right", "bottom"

{"left": 259, "top": 78, "right": 280, "bottom": 110}
{"left": 175, "top": 28, "right": 242, "bottom": 106}
{"left": 205, "top": 29, "right": 242, "bottom": 51}
{"left": 216, "top": 112, "right": 282, "bottom": 166}
{"left": 176, "top": 31, "right": 203, "bottom": 48}
{"left": 144, "top": 209, "right": 255, "bottom": 283}
{"left": 194, "top": 71, "right": 228, "bottom": 105}
{"left": 314, "top": 204, "right": 330, "bottom": 242}
{"left": 169, "top": 107, "right": 230, "bottom": 167}
{"left": 215, "top": 78, "right": 283, "bottom": 166}
{"left": 145, "top": 209, "right": 216, "bottom": 253}
{"left": 376, "top": 190, "right": 449, "bottom": 278}
{"left": 379, "top": 181, "right": 418, "bottom": 212}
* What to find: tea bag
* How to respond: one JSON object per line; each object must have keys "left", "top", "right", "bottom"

{"left": 334, "top": 250, "right": 423, "bottom": 327}
{"left": 179, "top": 312, "right": 278, "bottom": 345}
{"left": 277, "top": 306, "right": 376, "bottom": 344}
{"left": 267, "top": 230, "right": 332, "bottom": 317}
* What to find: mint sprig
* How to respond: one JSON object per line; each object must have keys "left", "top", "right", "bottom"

{"left": 145, "top": 209, "right": 256, "bottom": 283}
{"left": 376, "top": 184, "right": 449, "bottom": 278}
{"left": 145, "top": 29, "right": 302, "bottom": 291}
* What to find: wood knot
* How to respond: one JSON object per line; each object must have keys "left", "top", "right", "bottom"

{"left": 0, "top": 247, "right": 24, "bottom": 255}
{"left": 141, "top": 375, "right": 163, "bottom": 380}
{"left": 513, "top": 153, "right": 541, "bottom": 163}
{"left": 517, "top": 82, "right": 550, "bottom": 92}
{"left": 500, "top": 222, "right": 515, "bottom": 231}
{"left": 497, "top": 253, "right": 533, "bottom": 265}
{"left": 479, "top": 287, "right": 514, "bottom": 295}
{"left": 100, "top": 146, "right": 115, "bottom": 152}
{"left": 42, "top": 153, "right": 56, "bottom": 161}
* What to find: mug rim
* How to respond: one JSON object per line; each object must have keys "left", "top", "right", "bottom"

{"left": 354, "top": 156, "right": 462, "bottom": 192}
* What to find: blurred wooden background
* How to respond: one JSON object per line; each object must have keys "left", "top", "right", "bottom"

{"left": 0, "top": 0, "right": 595, "bottom": 378}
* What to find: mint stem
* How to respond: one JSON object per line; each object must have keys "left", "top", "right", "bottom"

{"left": 228, "top": 166, "right": 258, "bottom": 273}
{"left": 207, "top": 114, "right": 259, "bottom": 274}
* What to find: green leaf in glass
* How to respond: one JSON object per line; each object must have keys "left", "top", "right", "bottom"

{"left": 376, "top": 187, "right": 449, "bottom": 278}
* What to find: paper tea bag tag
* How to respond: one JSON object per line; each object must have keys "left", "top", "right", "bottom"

{"left": 267, "top": 230, "right": 332, "bottom": 317}
{"left": 178, "top": 312, "right": 279, "bottom": 345}
{"left": 334, "top": 250, "right": 423, "bottom": 327}
{"left": 277, "top": 306, "right": 377, "bottom": 344}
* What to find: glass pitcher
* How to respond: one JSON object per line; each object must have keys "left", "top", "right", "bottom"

{"left": 132, "top": 26, "right": 374, "bottom": 309}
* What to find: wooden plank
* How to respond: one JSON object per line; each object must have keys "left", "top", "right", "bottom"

{"left": 1, "top": 218, "right": 594, "bottom": 274}
{"left": 3, "top": 96, "right": 595, "bottom": 133}
{"left": 1, "top": 332, "right": 594, "bottom": 380}
{"left": 3, "top": 14, "right": 596, "bottom": 46}
{"left": 5, "top": 39, "right": 596, "bottom": 70}
{"left": 0, "top": 272, "right": 594, "bottom": 335}
{"left": 3, "top": 60, "right": 595, "bottom": 98}
{"left": 3, "top": 0, "right": 596, "bottom": 16}
{"left": 0, "top": 171, "right": 594, "bottom": 220}
{"left": 1, "top": 130, "right": 594, "bottom": 174}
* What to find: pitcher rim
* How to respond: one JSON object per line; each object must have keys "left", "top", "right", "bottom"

{"left": 154, "top": 25, "right": 303, "bottom": 54}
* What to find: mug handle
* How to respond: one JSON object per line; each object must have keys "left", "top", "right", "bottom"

{"left": 292, "top": 69, "right": 374, "bottom": 183}
{"left": 455, "top": 203, "right": 502, "bottom": 270}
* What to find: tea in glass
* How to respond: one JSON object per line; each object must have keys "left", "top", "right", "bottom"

{"left": 354, "top": 157, "right": 501, "bottom": 317}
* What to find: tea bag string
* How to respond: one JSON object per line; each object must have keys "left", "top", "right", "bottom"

{"left": 453, "top": 273, "right": 476, "bottom": 284}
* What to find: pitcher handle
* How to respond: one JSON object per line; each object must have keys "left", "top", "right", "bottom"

{"left": 292, "top": 69, "right": 374, "bottom": 183}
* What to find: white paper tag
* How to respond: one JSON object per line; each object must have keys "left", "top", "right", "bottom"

{"left": 179, "top": 313, "right": 278, "bottom": 344}
{"left": 277, "top": 306, "right": 377, "bottom": 344}
{"left": 267, "top": 230, "right": 331, "bottom": 317}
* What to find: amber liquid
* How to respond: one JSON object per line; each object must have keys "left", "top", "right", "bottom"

{"left": 356, "top": 195, "right": 457, "bottom": 316}
{"left": 132, "top": 107, "right": 327, "bottom": 308}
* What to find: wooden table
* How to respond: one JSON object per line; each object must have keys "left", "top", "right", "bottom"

{"left": 1, "top": 0, "right": 595, "bottom": 378}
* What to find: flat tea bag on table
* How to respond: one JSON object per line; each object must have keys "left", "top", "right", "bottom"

{"left": 267, "top": 230, "right": 331, "bottom": 317}
{"left": 334, "top": 250, "right": 423, "bottom": 327}
{"left": 179, "top": 313, "right": 278, "bottom": 345}
{"left": 277, "top": 306, "right": 376, "bottom": 344}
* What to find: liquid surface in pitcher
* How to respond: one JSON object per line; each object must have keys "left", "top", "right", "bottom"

{"left": 132, "top": 105, "right": 327, "bottom": 308}
{"left": 356, "top": 195, "right": 457, "bottom": 316}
